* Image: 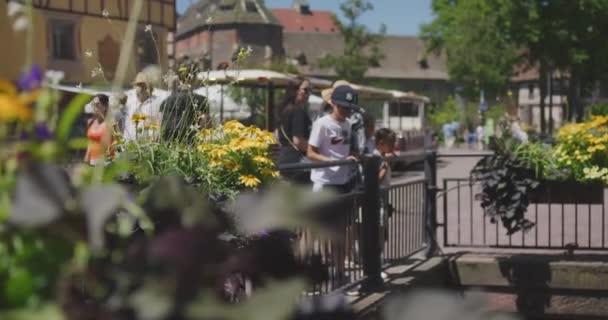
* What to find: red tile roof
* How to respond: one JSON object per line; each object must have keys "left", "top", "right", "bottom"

{"left": 271, "top": 8, "right": 338, "bottom": 33}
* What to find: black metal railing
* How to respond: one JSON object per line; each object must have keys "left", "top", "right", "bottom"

{"left": 382, "top": 179, "right": 427, "bottom": 265}
{"left": 277, "top": 150, "right": 432, "bottom": 294}
{"left": 298, "top": 191, "right": 365, "bottom": 294}
{"left": 439, "top": 178, "right": 608, "bottom": 250}
{"left": 433, "top": 151, "right": 608, "bottom": 251}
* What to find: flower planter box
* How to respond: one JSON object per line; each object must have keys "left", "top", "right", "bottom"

{"left": 529, "top": 180, "right": 604, "bottom": 204}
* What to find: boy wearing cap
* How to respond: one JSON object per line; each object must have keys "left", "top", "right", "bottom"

{"left": 307, "top": 85, "right": 359, "bottom": 192}
{"left": 307, "top": 85, "right": 360, "bottom": 283}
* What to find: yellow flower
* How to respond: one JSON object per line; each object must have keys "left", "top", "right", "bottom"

{"left": 209, "top": 146, "right": 229, "bottom": 158}
{"left": 131, "top": 113, "right": 150, "bottom": 123}
{"left": 209, "top": 157, "right": 222, "bottom": 167}
{"left": 224, "top": 160, "right": 241, "bottom": 171}
{"left": 588, "top": 144, "right": 606, "bottom": 153}
{"left": 253, "top": 155, "right": 273, "bottom": 165}
{"left": 199, "top": 129, "right": 213, "bottom": 138}
{"left": 197, "top": 143, "right": 212, "bottom": 153}
{"left": 240, "top": 138, "right": 269, "bottom": 150}
{"left": 262, "top": 168, "right": 280, "bottom": 178}
{"left": 223, "top": 120, "right": 245, "bottom": 134}
{"left": 239, "top": 174, "right": 261, "bottom": 188}
{"left": 260, "top": 131, "right": 277, "bottom": 144}
{"left": 143, "top": 122, "right": 160, "bottom": 130}
{"left": 0, "top": 80, "right": 35, "bottom": 122}
{"left": 228, "top": 136, "right": 247, "bottom": 150}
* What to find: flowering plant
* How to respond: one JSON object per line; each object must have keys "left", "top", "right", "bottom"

{"left": 553, "top": 115, "right": 608, "bottom": 184}
{"left": 197, "top": 120, "right": 279, "bottom": 191}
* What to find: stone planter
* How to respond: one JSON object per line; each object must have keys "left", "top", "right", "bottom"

{"left": 529, "top": 180, "right": 604, "bottom": 204}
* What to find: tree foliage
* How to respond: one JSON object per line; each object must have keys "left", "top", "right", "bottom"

{"left": 422, "top": 0, "right": 608, "bottom": 120}
{"left": 421, "top": 0, "right": 520, "bottom": 99}
{"left": 427, "top": 96, "right": 460, "bottom": 130}
{"left": 318, "top": 0, "right": 385, "bottom": 83}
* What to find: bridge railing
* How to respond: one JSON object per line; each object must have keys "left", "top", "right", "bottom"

{"left": 277, "top": 148, "right": 435, "bottom": 294}
{"left": 435, "top": 152, "right": 608, "bottom": 251}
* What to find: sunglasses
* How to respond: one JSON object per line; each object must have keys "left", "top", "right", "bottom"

{"left": 301, "top": 87, "right": 311, "bottom": 94}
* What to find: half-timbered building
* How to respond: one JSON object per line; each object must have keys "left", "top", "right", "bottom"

{"left": 1, "top": 0, "right": 177, "bottom": 84}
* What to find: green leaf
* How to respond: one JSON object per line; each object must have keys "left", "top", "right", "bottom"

{"left": 3, "top": 268, "right": 35, "bottom": 307}
{"left": 80, "top": 184, "right": 128, "bottom": 250}
{"left": 56, "top": 94, "right": 91, "bottom": 143}
{"left": 67, "top": 138, "right": 89, "bottom": 150}
{"left": 0, "top": 303, "right": 65, "bottom": 320}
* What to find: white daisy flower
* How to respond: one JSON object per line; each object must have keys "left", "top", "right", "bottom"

{"left": 7, "top": 1, "right": 24, "bottom": 17}
{"left": 45, "top": 70, "right": 65, "bottom": 85}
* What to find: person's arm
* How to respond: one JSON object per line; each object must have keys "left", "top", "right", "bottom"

{"left": 293, "top": 136, "right": 308, "bottom": 153}
{"left": 290, "top": 109, "right": 310, "bottom": 153}
{"left": 379, "top": 160, "right": 389, "bottom": 181}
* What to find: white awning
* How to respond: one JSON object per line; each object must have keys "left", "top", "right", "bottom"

{"left": 390, "top": 90, "right": 430, "bottom": 103}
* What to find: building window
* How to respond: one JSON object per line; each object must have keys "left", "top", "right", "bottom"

{"left": 50, "top": 20, "right": 76, "bottom": 60}
{"left": 219, "top": 0, "right": 236, "bottom": 11}
{"left": 245, "top": 1, "right": 258, "bottom": 12}
{"left": 528, "top": 83, "right": 535, "bottom": 99}
{"left": 389, "top": 102, "right": 418, "bottom": 117}
{"left": 136, "top": 29, "right": 159, "bottom": 69}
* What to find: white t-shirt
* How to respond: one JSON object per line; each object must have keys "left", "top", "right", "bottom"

{"left": 308, "top": 114, "right": 353, "bottom": 185}
{"left": 123, "top": 93, "right": 163, "bottom": 141}
{"left": 373, "top": 149, "right": 391, "bottom": 189}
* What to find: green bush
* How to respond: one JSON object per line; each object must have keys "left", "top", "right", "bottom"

{"left": 588, "top": 102, "right": 608, "bottom": 117}
{"left": 427, "top": 96, "right": 460, "bottom": 130}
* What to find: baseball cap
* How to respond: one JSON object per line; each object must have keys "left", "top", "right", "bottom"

{"left": 321, "top": 80, "right": 353, "bottom": 103}
{"left": 331, "top": 85, "right": 359, "bottom": 111}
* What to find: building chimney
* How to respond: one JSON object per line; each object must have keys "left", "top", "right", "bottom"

{"left": 293, "top": 0, "right": 311, "bottom": 15}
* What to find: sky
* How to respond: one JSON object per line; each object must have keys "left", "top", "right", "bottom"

{"left": 176, "top": 0, "right": 434, "bottom": 36}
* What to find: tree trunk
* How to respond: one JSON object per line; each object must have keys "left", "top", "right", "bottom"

{"left": 561, "top": 76, "right": 568, "bottom": 123}
{"left": 574, "top": 72, "right": 584, "bottom": 122}
{"left": 567, "top": 68, "right": 578, "bottom": 122}
{"left": 539, "top": 63, "right": 547, "bottom": 135}
{"left": 548, "top": 70, "right": 554, "bottom": 134}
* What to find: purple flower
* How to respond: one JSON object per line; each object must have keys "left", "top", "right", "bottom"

{"left": 19, "top": 123, "right": 54, "bottom": 141}
{"left": 17, "top": 65, "right": 43, "bottom": 91}
{"left": 34, "top": 123, "right": 53, "bottom": 141}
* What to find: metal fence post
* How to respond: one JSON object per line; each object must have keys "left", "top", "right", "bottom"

{"left": 424, "top": 134, "right": 439, "bottom": 258}
{"left": 360, "top": 155, "right": 383, "bottom": 292}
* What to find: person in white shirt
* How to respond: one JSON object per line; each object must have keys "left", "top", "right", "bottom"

{"left": 307, "top": 85, "right": 360, "bottom": 193}
{"left": 122, "top": 72, "right": 163, "bottom": 141}
{"left": 307, "top": 85, "right": 360, "bottom": 283}
{"left": 476, "top": 124, "right": 485, "bottom": 150}
{"left": 510, "top": 118, "right": 529, "bottom": 143}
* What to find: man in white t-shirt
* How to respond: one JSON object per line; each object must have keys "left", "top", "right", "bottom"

{"left": 307, "top": 85, "right": 359, "bottom": 193}
{"left": 122, "top": 72, "right": 163, "bottom": 141}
